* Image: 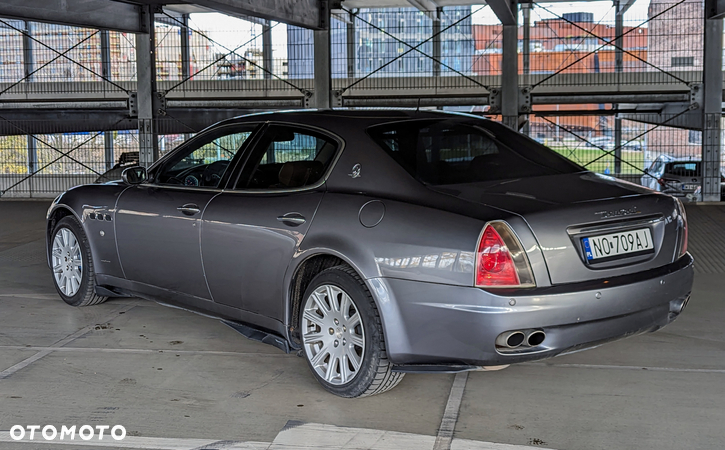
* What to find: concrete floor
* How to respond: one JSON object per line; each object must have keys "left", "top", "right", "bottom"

{"left": 0, "top": 200, "right": 724, "bottom": 450}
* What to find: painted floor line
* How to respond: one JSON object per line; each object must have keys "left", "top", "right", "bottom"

{"left": 270, "top": 422, "right": 554, "bottom": 450}
{"left": 433, "top": 372, "right": 469, "bottom": 450}
{"left": 0, "top": 423, "right": 555, "bottom": 450}
{"left": 525, "top": 362, "right": 725, "bottom": 373}
{"left": 0, "top": 432, "right": 270, "bottom": 449}
{"left": 0, "top": 345, "right": 289, "bottom": 357}
{"left": 0, "top": 302, "right": 138, "bottom": 379}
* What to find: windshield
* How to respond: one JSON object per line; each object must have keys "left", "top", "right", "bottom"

{"left": 368, "top": 118, "right": 582, "bottom": 186}
{"left": 665, "top": 162, "right": 701, "bottom": 177}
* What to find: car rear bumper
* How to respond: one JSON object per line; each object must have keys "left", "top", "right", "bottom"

{"left": 369, "top": 253, "right": 694, "bottom": 368}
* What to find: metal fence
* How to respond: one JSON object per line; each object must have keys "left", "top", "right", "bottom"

{"left": 0, "top": 3, "right": 719, "bottom": 198}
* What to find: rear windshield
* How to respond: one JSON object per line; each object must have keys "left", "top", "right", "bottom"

{"left": 665, "top": 162, "right": 701, "bottom": 177}
{"left": 368, "top": 118, "right": 582, "bottom": 186}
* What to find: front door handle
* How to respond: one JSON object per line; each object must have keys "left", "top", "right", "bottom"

{"left": 177, "top": 204, "right": 201, "bottom": 216}
{"left": 277, "top": 212, "right": 306, "bottom": 226}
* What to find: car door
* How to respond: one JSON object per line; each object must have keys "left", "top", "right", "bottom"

{"left": 201, "top": 124, "right": 341, "bottom": 321}
{"left": 115, "top": 123, "right": 259, "bottom": 299}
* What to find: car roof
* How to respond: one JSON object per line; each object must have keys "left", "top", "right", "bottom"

{"left": 209, "top": 108, "right": 484, "bottom": 129}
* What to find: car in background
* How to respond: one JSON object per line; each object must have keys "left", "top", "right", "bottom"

{"left": 642, "top": 155, "right": 725, "bottom": 201}
{"left": 95, "top": 152, "right": 139, "bottom": 183}
{"left": 585, "top": 136, "right": 614, "bottom": 150}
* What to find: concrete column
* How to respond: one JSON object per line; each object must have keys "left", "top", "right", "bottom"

{"left": 22, "top": 21, "right": 36, "bottom": 174}
{"left": 135, "top": 5, "right": 158, "bottom": 167}
{"left": 313, "top": 27, "right": 331, "bottom": 108}
{"left": 521, "top": 3, "right": 530, "bottom": 135}
{"left": 432, "top": 8, "right": 442, "bottom": 78}
{"left": 263, "top": 19, "right": 273, "bottom": 79}
{"left": 501, "top": 0, "right": 519, "bottom": 130}
{"left": 100, "top": 30, "right": 115, "bottom": 170}
{"left": 614, "top": 0, "right": 623, "bottom": 175}
{"left": 346, "top": 11, "right": 356, "bottom": 79}
{"left": 180, "top": 14, "right": 191, "bottom": 81}
{"left": 701, "top": 5, "right": 723, "bottom": 201}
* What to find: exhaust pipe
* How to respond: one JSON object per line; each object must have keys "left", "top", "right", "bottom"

{"left": 526, "top": 330, "right": 546, "bottom": 347}
{"left": 496, "top": 331, "right": 525, "bottom": 348}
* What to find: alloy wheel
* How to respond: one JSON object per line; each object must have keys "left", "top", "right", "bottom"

{"left": 302, "top": 284, "right": 365, "bottom": 385}
{"left": 52, "top": 228, "right": 83, "bottom": 297}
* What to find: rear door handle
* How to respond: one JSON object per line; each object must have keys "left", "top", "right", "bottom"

{"left": 177, "top": 204, "right": 201, "bottom": 216}
{"left": 277, "top": 212, "right": 306, "bottom": 226}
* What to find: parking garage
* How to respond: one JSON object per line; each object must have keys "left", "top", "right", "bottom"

{"left": 1, "top": 1, "right": 725, "bottom": 449}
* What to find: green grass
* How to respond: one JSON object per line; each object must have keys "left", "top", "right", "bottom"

{"left": 548, "top": 145, "right": 647, "bottom": 175}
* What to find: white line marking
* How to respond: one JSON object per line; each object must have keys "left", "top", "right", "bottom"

{"left": 0, "top": 302, "right": 138, "bottom": 379}
{"left": 0, "top": 424, "right": 553, "bottom": 450}
{"left": 433, "top": 372, "right": 469, "bottom": 450}
{"left": 524, "top": 362, "right": 725, "bottom": 374}
{"left": 0, "top": 432, "right": 270, "bottom": 449}
{"left": 270, "top": 422, "right": 553, "bottom": 450}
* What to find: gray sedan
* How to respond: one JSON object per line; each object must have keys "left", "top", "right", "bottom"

{"left": 46, "top": 110, "right": 693, "bottom": 397}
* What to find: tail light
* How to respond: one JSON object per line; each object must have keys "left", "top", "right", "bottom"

{"left": 658, "top": 178, "right": 676, "bottom": 188}
{"left": 674, "top": 198, "right": 688, "bottom": 259}
{"left": 475, "top": 221, "right": 536, "bottom": 289}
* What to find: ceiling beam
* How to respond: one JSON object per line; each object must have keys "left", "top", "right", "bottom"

{"left": 407, "top": 0, "right": 439, "bottom": 19}
{"left": 486, "top": 0, "right": 516, "bottom": 25}
{"left": 616, "top": 0, "right": 637, "bottom": 16}
{"left": 0, "top": 0, "right": 146, "bottom": 33}
{"left": 184, "top": 0, "right": 326, "bottom": 29}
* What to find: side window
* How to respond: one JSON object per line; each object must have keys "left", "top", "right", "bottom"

{"left": 236, "top": 126, "right": 338, "bottom": 190}
{"left": 155, "top": 125, "right": 256, "bottom": 188}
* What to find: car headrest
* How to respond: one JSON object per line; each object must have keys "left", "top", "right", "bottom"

{"left": 278, "top": 161, "right": 324, "bottom": 188}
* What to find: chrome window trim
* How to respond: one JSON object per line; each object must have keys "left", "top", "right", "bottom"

{"left": 223, "top": 121, "right": 346, "bottom": 195}
{"left": 147, "top": 121, "right": 265, "bottom": 186}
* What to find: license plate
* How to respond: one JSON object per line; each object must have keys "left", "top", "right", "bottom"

{"left": 582, "top": 228, "right": 654, "bottom": 261}
{"left": 682, "top": 184, "right": 698, "bottom": 191}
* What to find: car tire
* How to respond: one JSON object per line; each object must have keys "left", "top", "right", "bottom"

{"left": 299, "top": 265, "right": 404, "bottom": 398}
{"left": 50, "top": 216, "right": 108, "bottom": 307}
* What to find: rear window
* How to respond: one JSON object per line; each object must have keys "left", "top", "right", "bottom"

{"left": 665, "top": 162, "right": 701, "bottom": 177}
{"left": 368, "top": 119, "right": 581, "bottom": 186}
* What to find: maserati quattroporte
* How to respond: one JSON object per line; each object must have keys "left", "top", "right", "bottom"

{"left": 47, "top": 110, "right": 693, "bottom": 397}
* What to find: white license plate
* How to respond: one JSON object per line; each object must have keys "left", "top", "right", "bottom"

{"left": 682, "top": 184, "right": 698, "bottom": 191}
{"left": 582, "top": 228, "right": 654, "bottom": 261}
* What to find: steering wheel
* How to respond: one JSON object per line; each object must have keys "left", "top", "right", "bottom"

{"left": 201, "top": 160, "right": 230, "bottom": 187}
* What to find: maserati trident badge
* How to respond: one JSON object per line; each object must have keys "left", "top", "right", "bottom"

{"left": 349, "top": 163, "right": 361, "bottom": 178}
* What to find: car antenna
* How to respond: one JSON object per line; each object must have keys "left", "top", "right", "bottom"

{"left": 416, "top": 97, "right": 421, "bottom": 113}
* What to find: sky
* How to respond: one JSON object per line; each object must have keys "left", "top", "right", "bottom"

{"left": 188, "top": 0, "right": 651, "bottom": 60}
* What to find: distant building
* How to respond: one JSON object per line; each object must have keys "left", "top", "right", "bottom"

{"left": 646, "top": 0, "right": 704, "bottom": 158}
{"left": 287, "top": 7, "right": 473, "bottom": 79}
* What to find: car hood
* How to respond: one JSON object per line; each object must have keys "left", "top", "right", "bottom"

{"left": 429, "top": 172, "right": 680, "bottom": 285}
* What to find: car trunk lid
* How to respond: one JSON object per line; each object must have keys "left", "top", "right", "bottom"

{"left": 430, "top": 172, "right": 682, "bottom": 285}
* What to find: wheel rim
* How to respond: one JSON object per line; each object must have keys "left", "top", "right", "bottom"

{"left": 52, "top": 227, "right": 83, "bottom": 297}
{"left": 302, "top": 284, "right": 365, "bottom": 385}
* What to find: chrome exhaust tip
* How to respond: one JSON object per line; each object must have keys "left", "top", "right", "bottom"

{"left": 496, "top": 331, "right": 526, "bottom": 348}
{"left": 526, "top": 330, "right": 546, "bottom": 347}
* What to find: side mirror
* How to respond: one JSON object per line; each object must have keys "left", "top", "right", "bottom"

{"left": 121, "top": 166, "right": 147, "bottom": 185}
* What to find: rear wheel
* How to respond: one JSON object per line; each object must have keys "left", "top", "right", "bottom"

{"left": 50, "top": 216, "right": 107, "bottom": 307}
{"left": 300, "top": 265, "right": 404, "bottom": 397}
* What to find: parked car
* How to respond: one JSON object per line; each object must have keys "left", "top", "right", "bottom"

{"left": 585, "top": 136, "right": 614, "bottom": 150}
{"left": 642, "top": 155, "right": 725, "bottom": 201}
{"left": 94, "top": 152, "right": 139, "bottom": 183}
{"left": 47, "top": 110, "right": 693, "bottom": 397}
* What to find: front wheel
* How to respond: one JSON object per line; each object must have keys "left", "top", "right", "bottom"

{"left": 50, "top": 216, "right": 107, "bottom": 307}
{"left": 300, "top": 265, "right": 404, "bottom": 397}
